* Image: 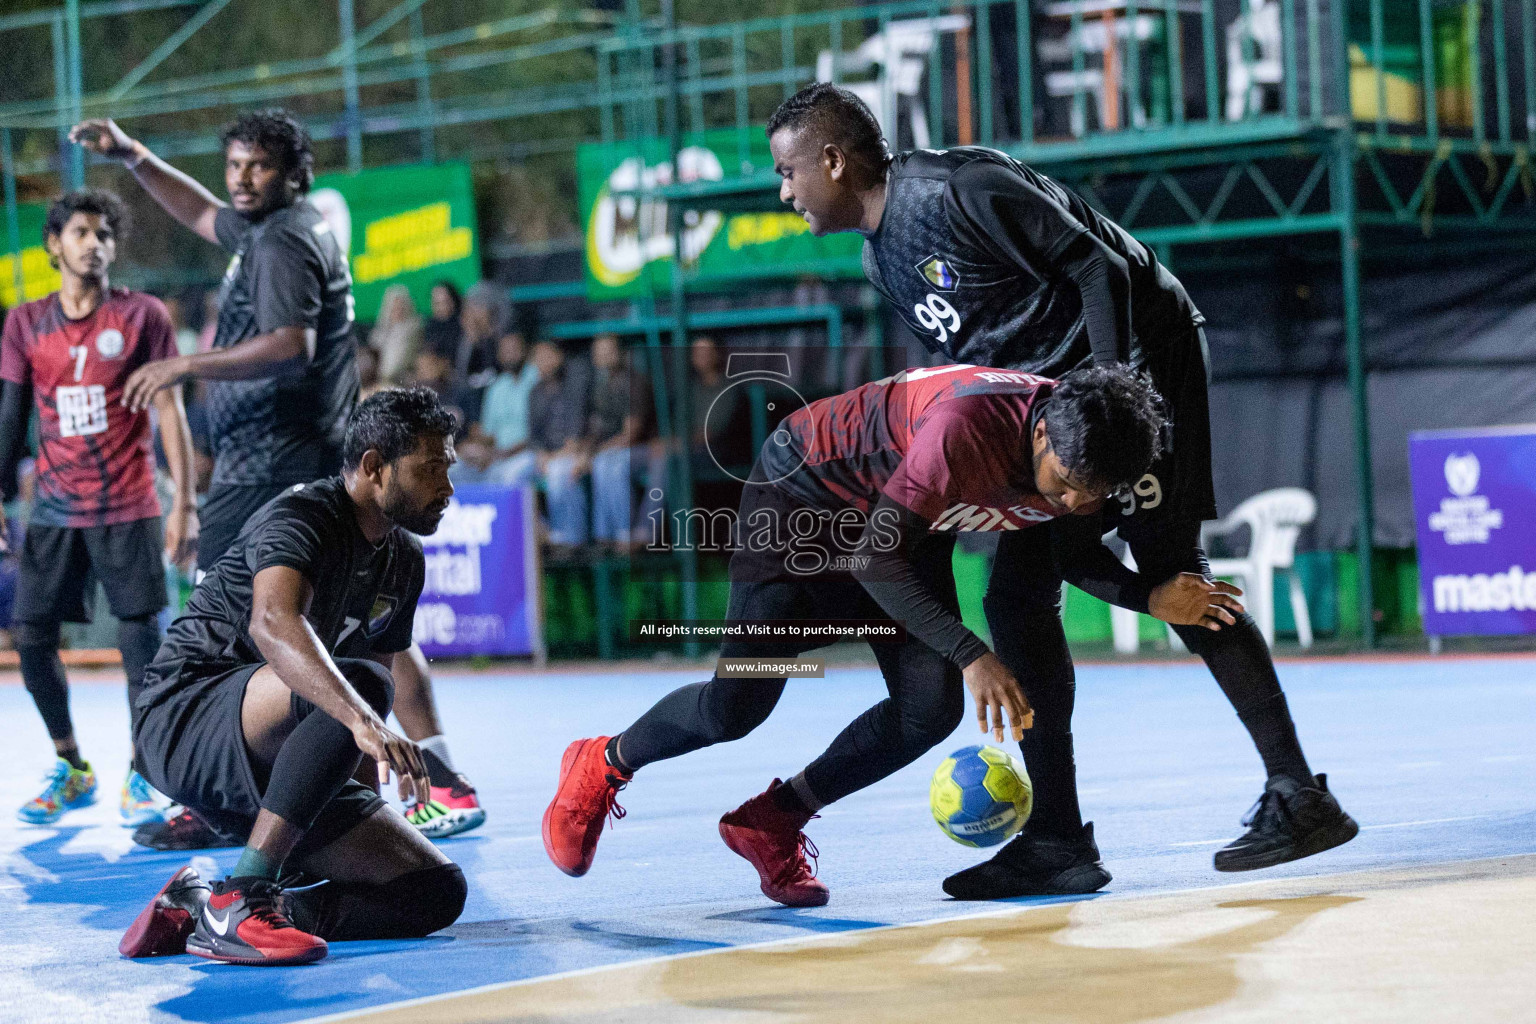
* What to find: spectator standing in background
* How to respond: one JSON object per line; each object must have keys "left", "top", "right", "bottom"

{"left": 370, "top": 284, "right": 422, "bottom": 384}
{"left": 455, "top": 330, "right": 538, "bottom": 482}
{"left": 423, "top": 280, "right": 462, "bottom": 362}
{"left": 587, "top": 334, "right": 661, "bottom": 551}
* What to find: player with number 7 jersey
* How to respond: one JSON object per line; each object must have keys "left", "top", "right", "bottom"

{"left": 0, "top": 288, "right": 178, "bottom": 528}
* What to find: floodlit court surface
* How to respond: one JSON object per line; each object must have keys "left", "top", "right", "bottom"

{"left": 1, "top": 655, "right": 1533, "bottom": 1024}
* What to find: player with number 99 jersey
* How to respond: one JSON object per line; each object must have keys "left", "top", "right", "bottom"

{"left": 0, "top": 288, "right": 177, "bottom": 527}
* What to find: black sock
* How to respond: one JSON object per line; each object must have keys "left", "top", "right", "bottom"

{"left": 420, "top": 748, "right": 456, "bottom": 789}
{"left": 1177, "top": 615, "right": 1315, "bottom": 786}
{"left": 605, "top": 735, "right": 634, "bottom": 776}
{"left": 58, "top": 746, "right": 88, "bottom": 771}
{"left": 771, "top": 779, "right": 811, "bottom": 816}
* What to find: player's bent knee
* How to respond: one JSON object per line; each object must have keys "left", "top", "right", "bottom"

{"left": 388, "top": 863, "right": 467, "bottom": 937}
{"left": 12, "top": 620, "right": 62, "bottom": 651}
{"left": 337, "top": 658, "right": 396, "bottom": 718}
{"left": 700, "top": 680, "right": 782, "bottom": 743}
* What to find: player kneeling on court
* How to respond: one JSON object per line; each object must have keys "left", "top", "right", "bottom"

{"left": 120, "top": 388, "right": 465, "bottom": 965}
{"left": 545, "top": 364, "right": 1234, "bottom": 907}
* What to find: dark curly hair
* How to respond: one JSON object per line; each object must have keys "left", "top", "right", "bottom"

{"left": 220, "top": 108, "right": 315, "bottom": 194}
{"left": 1043, "top": 365, "right": 1166, "bottom": 494}
{"left": 44, "top": 188, "right": 129, "bottom": 245}
{"left": 343, "top": 386, "right": 457, "bottom": 470}
{"left": 766, "top": 83, "right": 890, "bottom": 174}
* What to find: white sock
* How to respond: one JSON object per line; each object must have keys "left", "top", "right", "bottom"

{"left": 419, "top": 734, "right": 455, "bottom": 772}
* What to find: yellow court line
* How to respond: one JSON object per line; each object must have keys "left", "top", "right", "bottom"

{"left": 301, "top": 852, "right": 1536, "bottom": 1024}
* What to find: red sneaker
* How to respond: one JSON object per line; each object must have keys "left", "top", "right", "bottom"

{"left": 185, "top": 878, "right": 327, "bottom": 966}
{"left": 119, "top": 864, "right": 211, "bottom": 958}
{"left": 718, "top": 780, "right": 830, "bottom": 908}
{"left": 542, "top": 736, "right": 630, "bottom": 877}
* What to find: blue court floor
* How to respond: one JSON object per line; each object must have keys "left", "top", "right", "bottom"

{"left": 1, "top": 654, "right": 1533, "bottom": 1024}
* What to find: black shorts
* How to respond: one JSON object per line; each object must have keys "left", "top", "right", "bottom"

{"left": 13, "top": 517, "right": 167, "bottom": 625}
{"left": 198, "top": 480, "right": 299, "bottom": 572}
{"left": 1105, "top": 321, "right": 1217, "bottom": 548}
{"left": 136, "top": 659, "right": 386, "bottom": 856}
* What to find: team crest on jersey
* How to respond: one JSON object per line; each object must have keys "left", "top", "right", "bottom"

{"left": 916, "top": 254, "right": 960, "bottom": 291}
{"left": 95, "top": 329, "right": 124, "bottom": 359}
{"left": 367, "top": 596, "right": 397, "bottom": 636}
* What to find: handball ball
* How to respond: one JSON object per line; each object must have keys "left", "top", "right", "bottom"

{"left": 930, "top": 744, "right": 1033, "bottom": 847}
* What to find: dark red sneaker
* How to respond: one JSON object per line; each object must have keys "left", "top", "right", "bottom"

{"left": 542, "top": 736, "right": 630, "bottom": 877}
{"left": 119, "top": 865, "right": 211, "bottom": 957}
{"left": 185, "top": 878, "right": 327, "bottom": 966}
{"left": 133, "top": 808, "right": 241, "bottom": 851}
{"left": 718, "top": 780, "right": 829, "bottom": 908}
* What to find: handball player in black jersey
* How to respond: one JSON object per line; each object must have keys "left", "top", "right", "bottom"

{"left": 119, "top": 387, "right": 465, "bottom": 965}
{"left": 764, "top": 84, "right": 1357, "bottom": 895}
{"left": 71, "top": 111, "right": 488, "bottom": 847}
{"left": 543, "top": 364, "right": 1214, "bottom": 907}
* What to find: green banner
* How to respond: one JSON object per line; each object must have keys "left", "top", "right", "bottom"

{"left": 1, "top": 203, "right": 62, "bottom": 310}
{"left": 310, "top": 162, "right": 480, "bottom": 322}
{"left": 579, "top": 131, "right": 861, "bottom": 299}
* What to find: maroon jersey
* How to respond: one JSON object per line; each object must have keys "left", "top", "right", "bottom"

{"left": 763, "top": 364, "right": 1061, "bottom": 531}
{"left": 0, "top": 289, "right": 177, "bottom": 527}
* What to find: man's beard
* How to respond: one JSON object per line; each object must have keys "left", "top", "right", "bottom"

{"left": 382, "top": 484, "right": 445, "bottom": 536}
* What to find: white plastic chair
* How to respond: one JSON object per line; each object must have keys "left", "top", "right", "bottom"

{"left": 1201, "top": 487, "right": 1317, "bottom": 648}
{"left": 1225, "top": 0, "right": 1283, "bottom": 121}
{"left": 816, "top": 15, "right": 970, "bottom": 149}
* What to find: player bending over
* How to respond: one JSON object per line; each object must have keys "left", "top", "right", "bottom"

{"left": 766, "top": 83, "right": 1358, "bottom": 897}
{"left": 71, "top": 111, "right": 485, "bottom": 847}
{"left": 120, "top": 388, "right": 465, "bottom": 965}
{"left": 0, "top": 189, "right": 197, "bottom": 827}
{"left": 545, "top": 364, "right": 1226, "bottom": 907}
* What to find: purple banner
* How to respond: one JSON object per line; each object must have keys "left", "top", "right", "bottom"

{"left": 412, "top": 484, "right": 543, "bottom": 658}
{"left": 1410, "top": 425, "right": 1536, "bottom": 636}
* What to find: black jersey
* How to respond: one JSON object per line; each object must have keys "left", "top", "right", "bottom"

{"left": 862, "top": 148, "right": 1202, "bottom": 377}
{"left": 138, "top": 477, "right": 423, "bottom": 703}
{"left": 208, "top": 202, "right": 358, "bottom": 487}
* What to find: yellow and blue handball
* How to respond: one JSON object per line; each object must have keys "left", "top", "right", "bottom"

{"left": 930, "top": 744, "right": 1033, "bottom": 847}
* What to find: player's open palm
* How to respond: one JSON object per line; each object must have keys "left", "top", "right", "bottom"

{"left": 352, "top": 715, "right": 432, "bottom": 807}
{"left": 69, "top": 118, "right": 137, "bottom": 160}
{"left": 962, "top": 651, "right": 1034, "bottom": 741}
{"left": 1149, "top": 572, "right": 1245, "bottom": 630}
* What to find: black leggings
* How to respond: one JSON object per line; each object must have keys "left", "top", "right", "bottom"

{"left": 619, "top": 562, "right": 965, "bottom": 807}
{"left": 985, "top": 518, "right": 1313, "bottom": 837}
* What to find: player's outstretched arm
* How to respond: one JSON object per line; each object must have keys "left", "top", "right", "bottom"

{"left": 851, "top": 494, "right": 1034, "bottom": 741}
{"left": 250, "top": 565, "right": 432, "bottom": 806}
{"left": 122, "top": 326, "right": 314, "bottom": 412}
{"left": 69, "top": 119, "right": 223, "bottom": 245}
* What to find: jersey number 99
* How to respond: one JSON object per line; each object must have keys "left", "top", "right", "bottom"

{"left": 913, "top": 294, "right": 962, "bottom": 345}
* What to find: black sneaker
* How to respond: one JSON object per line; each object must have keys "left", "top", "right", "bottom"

{"left": 1214, "top": 773, "right": 1359, "bottom": 872}
{"left": 133, "top": 807, "right": 242, "bottom": 851}
{"left": 942, "top": 822, "right": 1112, "bottom": 900}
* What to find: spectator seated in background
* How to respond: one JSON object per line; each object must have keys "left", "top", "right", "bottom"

{"left": 454, "top": 341, "right": 590, "bottom": 552}
{"left": 457, "top": 283, "right": 508, "bottom": 388}
{"left": 405, "top": 349, "right": 479, "bottom": 437}
{"left": 586, "top": 334, "right": 663, "bottom": 552}
{"left": 371, "top": 284, "right": 422, "bottom": 384}
{"left": 423, "top": 280, "right": 463, "bottom": 363}
{"left": 455, "top": 330, "right": 538, "bottom": 481}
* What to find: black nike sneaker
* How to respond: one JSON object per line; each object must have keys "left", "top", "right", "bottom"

{"left": 1214, "top": 773, "right": 1359, "bottom": 872}
{"left": 185, "top": 877, "right": 328, "bottom": 966}
{"left": 942, "top": 821, "right": 1112, "bottom": 900}
{"left": 133, "top": 807, "right": 242, "bottom": 851}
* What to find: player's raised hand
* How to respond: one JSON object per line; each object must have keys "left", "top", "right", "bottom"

{"left": 352, "top": 715, "right": 432, "bottom": 808}
{"left": 1148, "top": 572, "right": 1245, "bottom": 630}
{"left": 961, "top": 651, "right": 1034, "bottom": 742}
{"left": 68, "top": 118, "right": 139, "bottom": 161}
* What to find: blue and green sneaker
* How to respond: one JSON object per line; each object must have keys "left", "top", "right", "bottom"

{"left": 18, "top": 758, "right": 98, "bottom": 824}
